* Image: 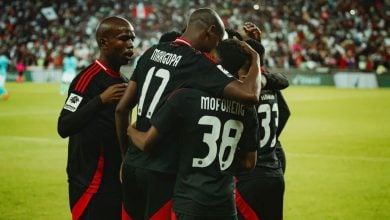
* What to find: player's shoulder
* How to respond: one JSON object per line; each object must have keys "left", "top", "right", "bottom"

{"left": 70, "top": 63, "right": 104, "bottom": 94}
{"left": 167, "top": 88, "right": 208, "bottom": 101}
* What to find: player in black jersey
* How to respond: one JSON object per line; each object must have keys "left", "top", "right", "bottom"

{"left": 209, "top": 24, "right": 289, "bottom": 219}
{"left": 127, "top": 88, "right": 259, "bottom": 220}
{"left": 232, "top": 23, "right": 288, "bottom": 220}
{"left": 57, "top": 16, "right": 135, "bottom": 220}
{"left": 238, "top": 22, "right": 291, "bottom": 173}
{"left": 116, "top": 8, "right": 262, "bottom": 220}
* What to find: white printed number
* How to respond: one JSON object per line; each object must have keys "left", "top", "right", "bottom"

{"left": 192, "top": 116, "right": 244, "bottom": 171}
{"left": 138, "top": 67, "right": 170, "bottom": 118}
{"left": 259, "top": 103, "right": 278, "bottom": 148}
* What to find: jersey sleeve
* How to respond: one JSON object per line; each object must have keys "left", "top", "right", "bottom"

{"left": 57, "top": 78, "right": 104, "bottom": 138}
{"left": 237, "top": 106, "right": 259, "bottom": 152}
{"left": 262, "top": 71, "right": 289, "bottom": 90}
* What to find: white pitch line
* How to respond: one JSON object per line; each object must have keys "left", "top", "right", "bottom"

{"left": 289, "top": 152, "right": 390, "bottom": 162}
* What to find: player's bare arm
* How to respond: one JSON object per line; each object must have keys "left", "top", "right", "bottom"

{"left": 127, "top": 124, "right": 160, "bottom": 152}
{"left": 236, "top": 150, "right": 257, "bottom": 172}
{"left": 115, "top": 80, "right": 138, "bottom": 158}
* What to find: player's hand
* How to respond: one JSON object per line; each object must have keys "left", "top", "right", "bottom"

{"left": 100, "top": 83, "right": 127, "bottom": 104}
{"left": 243, "top": 22, "right": 262, "bottom": 42}
{"left": 126, "top": 122, "right": 135, "bottom": 136}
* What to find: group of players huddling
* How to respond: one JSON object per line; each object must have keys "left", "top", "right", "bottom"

{"left": 58, "top": 8, "right": 290, "bottom": 220}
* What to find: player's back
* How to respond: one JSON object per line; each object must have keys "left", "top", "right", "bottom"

{"left": 167, "top": 88, "right": 258, "bottom": 216}
{"left": 237, "top": 89, "right": 282, "bottom": 181}
{"left": 131, "top": 39, "right": 234, "bottom": 131}
{"left": 126, "top": 39, "right": 235, "bottom": 174}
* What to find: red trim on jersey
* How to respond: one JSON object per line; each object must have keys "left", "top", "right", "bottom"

{"left": 71, "top": 150, "right": 105, "bottom": 220}
{"left": 74, "top": 63, "right": 100, "bottom": 92}
{"left": 236, "top": 190, "right": 260, "bottom": 220}
{"left": 122, "top": 204, "right": 134, "bottom": 220}
{"left": 173, "top": 37, "right": 192, "bottom": 47}
{"left": 79, "top": 69, "right": 100, "bottom": 93}
{"left": 202, "top": 52, "right": 220, "bottom": 64}
{"left": 149, "top": 199, "right": 173, "bottom": 220}
{"left": 95, "top": 60, "right": 121, "bottom": 78}
{"left": 171, "top": 209, "right": 177, "bottom": 220}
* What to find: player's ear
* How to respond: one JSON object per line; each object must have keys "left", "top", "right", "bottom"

{"left": 206, "top": 25, "right": 215, "bottom": 38}
{"left": 99, "top": 38, "right": 107, "bottom": 48}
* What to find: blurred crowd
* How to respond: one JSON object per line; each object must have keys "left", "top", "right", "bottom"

{"left": 1, "top": 0, "right": 389, "bottom": 73}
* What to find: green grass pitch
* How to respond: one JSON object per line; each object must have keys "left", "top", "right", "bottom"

{"left": 0, "top": 82, "right": 389, "bottom": 219}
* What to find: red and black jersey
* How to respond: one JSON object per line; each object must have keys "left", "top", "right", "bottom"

{"left": 124, "top": 38, "right": 236, "bottom": 174}
{"left": 150, "top": 88, "right": 258, "bottom": 216}
{"left": 58, "top": 60, "right": 125, "bottom": 193}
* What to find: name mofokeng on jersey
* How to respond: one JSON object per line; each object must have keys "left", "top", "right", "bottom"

{"left": 201, "top": 96, "right": 245, "bottom": 116}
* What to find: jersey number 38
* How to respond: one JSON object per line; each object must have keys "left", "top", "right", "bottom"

{"left": 193, "top": 115, "right": 244, "bottom": 171}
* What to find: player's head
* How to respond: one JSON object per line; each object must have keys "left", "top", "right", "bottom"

{"left": 245, "top": 39, "right": 265, "bottom": 67}
{"left": 182, "top": 8, "right": 225, "bottom": 52}
{"left": 212, "top": 39, "right": 250, "bottom": 78}
{"left": 159, "top": 31, "right": 182, "bottom": 43}
{"left": 96, "top": 16, "right": 136, "bottom": 67}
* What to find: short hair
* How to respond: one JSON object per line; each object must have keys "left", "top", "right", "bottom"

{"left": 216, "top": 39, "right": 250, "bottom": 77}
{"left": 245, "top": 39, "right": 264, "bottom": 58}
{"left": 159, "top": 31, "right": 182, "bottom": 43}
{"left": 187, "top": 8, "right": 224, "bottom": 35}
{"left": 95, "top": 16, "right": 131, "bottom": 47}
{"left": 225, "top": 28, "right": 244, "bottom": 41}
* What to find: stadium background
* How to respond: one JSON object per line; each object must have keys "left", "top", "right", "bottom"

{"left": 1, "top": 0, "right": 390, "bottom": 219}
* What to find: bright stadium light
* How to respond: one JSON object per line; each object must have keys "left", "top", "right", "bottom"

{"left": 253, "top": 4, "right": 260, "bottom": 10}
{"left": 350, "top": 9, "right": 356, "bottom": 15}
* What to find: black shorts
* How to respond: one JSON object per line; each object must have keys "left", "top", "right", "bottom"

{"left": 122, "top": 163, "right": 176, "bottom": 220}
{"left": 172, "top": 211, "right": 237, "bottom": 220}
{"left": 69, "top": 184, "right": 122, "bottom": 220}
{"left": 236, "top": 176, "right": 285, "bottom": 220}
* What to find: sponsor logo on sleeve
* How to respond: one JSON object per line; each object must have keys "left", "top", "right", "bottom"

{"left": 216, "top": 65, "right": 233, "bottom": 78}
{"left": 64, "top": 93, "right": 83, "bottom": 112}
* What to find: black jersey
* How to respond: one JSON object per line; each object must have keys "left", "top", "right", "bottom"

{"left": 58, "top": 60, "right": 125, "bottom": 193}
{"left": 150, "top": 88, "right": 258, "bottom": 216}
{"left": 124, "top": 38, "right": 236, "bottom": 173}
{"left": 237, "top": 89, "right": 282, "bottom": 180}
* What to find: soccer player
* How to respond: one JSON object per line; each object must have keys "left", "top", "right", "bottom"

{"left": 60, "top": 51, "right": 78, "bottom": 95}
{"left": 0, "top": 51, "right": 10, "bottom": 100}
{"left": 241, "top": 22, "right": 291, "bottom": 173}
{"left": 127, "top": 87, "right": 259, "bottom": 219}
{"left": 116, "top": 8, "right": 262, "bottom": 220}
{"left": 57, "top": 16, "right": 135, "bottom": 220}
{"left": 201, "top": 24, "right": 290, "bottom": 220}
{"left": 235, "top": 27, "right": 287, "bottom": 220}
